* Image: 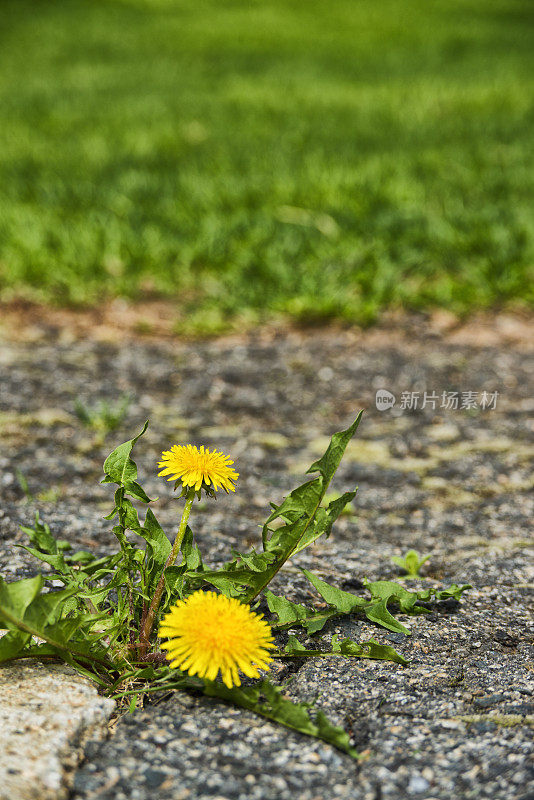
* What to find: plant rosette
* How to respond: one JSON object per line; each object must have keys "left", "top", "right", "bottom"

{"left": 0, "top": 413, "right": 470, "bottom": 758}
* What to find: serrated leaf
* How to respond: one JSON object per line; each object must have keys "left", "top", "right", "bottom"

{"left": 81, "top": 552, "right": 122, "bottom": 578}
{"left": 305, "top": 613, "right": 338, "bottom": 634}
{"left": 243, "top": 416, "right": 363, "bottom": 604}
{"left": 181, "top": 527, "right": 202, "bottom": 571}
{"left": 307, "top": 413, "right": 363, "bottom": 482}
{"left": 20, "top": 514, "right": 56, "bottom": 553}
{"left": 230, "top": 548, "right": 276, "bottom": 573}
{"left": 291, "top": 490, "right": 358, "bottom": 557}
{"left": 262, "top": 515, "right": 309, "bottom": 560}
{"left": 24, "top": 587, "right": 74, "bottom": 627}
{"left": 331, "top": 635, "right": 408, "bottom": 665}
{"left": 302, "top": 571, "right": 420, "bottom": 635}
{"left": 41, "top": 616, "right": 84, "bottom": 645}
{"left": 114, "top": 495, "right": 144, "bottom": 534}
{"left": 18, "top": 516, "right": 73, "bottom": 574}
{"left": 324, "top": 490, "right": 358, "bottom": 521}
{"left": 16, "top": 545, "right": 67, "bottom": 572}
{"left": 264, "top": 478, "right": 324, "bottom": 530}
{"left": 0, "top": 575, "right": 44, "bottom": 626}
{"left": 314, "top": 710, "right": 357, "bottom": 755}
{"left": 281, "top": 636, "right": 323, "bottom": 657}
{"left": 125, "top": 480, "right": 152, "bottom": 503}
{"left": 157, "top": 528, "right": 202, "bottom": 604}
{"left": 163, "top": 566, "right": 185, "bottom": 600}
{"left": 365, "top": 580, "right": 429, "bottom": 614}
{"left": 18, "top": 642, "right": 70, "bottom": 661}
{"left": 0, "top": 629, "right": 32, "bottom": 662}
{"left": 189, "top": 568, "right": 253, "bottom": 597}
{"left": 301, "top": 569, "right": 367, "bottom": 614}
{"left": 140, "top": 508, "right": 172, "bottom": 583}
{"left": 284, "top": 633, "right": 310, "bottom": 653}
{"left": 281, "top": 633, "right": 408, "bottom": 665}
{"left": 266, "top": 592, "right": 314, "bottom": 626}
{"left": 241, "top": 510, "right": 324, "bottom": 604}
{"left": 65, "top": 550, "right": 96, "bottom": 565}
{"left": 0, "top": 576, "right": 116, "bottom": 672}
{"left": 360, "top": 598, "right": 410, "bottom": 635}
{"left": 203, "top": 678, "right": 358, "bottom": 759}
{"left": 433, "top": 584, "right": 471, "bottom": 600}
{"left": 101, "top": 421, "right": 150, "bottom": 496}
{"left": 266, "top": 591, "right": 344, "bottom": 634}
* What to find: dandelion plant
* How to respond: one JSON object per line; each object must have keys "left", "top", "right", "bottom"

{"left": 0, "top": 414, "right": 470, "bottom": 758}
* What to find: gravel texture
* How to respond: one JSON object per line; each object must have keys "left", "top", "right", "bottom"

{"left": 0, "top": 311, "right": 533, "bottom": 800}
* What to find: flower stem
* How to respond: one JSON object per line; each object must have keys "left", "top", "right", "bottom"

{"left": 138, "top": 488, "right": 196, "bottom": 655}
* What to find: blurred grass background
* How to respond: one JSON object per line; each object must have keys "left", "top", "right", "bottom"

{"left": 0, "top": 0, "right": 533, "bottom": 332}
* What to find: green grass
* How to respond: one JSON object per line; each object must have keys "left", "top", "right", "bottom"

{"left": 1, "top": 0, "right": 533, "bottom": 330}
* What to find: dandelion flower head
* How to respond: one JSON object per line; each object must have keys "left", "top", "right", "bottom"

{"left": 158, "top": 444, "right": 238, "bottom": 495}
{"left": 159, "top": 590, "right": 275, "bottom": 688}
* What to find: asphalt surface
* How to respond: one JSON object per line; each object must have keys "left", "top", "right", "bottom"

{"left": 0, "top": 314, "right": 532, "bottom": 800}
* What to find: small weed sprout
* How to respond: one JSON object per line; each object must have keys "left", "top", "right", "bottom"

{"left": 74, "top": 394, "right": 131, "bottom": 442}
{"left": 391, "top": 549, "right": 431, "bottom": 578}
{"left": 15, "top": 468, "right": 34, "bottom": 502}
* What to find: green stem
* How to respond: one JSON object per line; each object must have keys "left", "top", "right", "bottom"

{"left": 138, "top": 488, "right": 196, "bottom": 654}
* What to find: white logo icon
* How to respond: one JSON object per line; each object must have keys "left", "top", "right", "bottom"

{"left": 375, "top": 389, "right": 396, "bottom": 411}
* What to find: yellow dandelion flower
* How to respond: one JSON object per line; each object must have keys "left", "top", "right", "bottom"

{"left": 159, "top": 590, "right": 275, "bottom": 688}
{"left": 158, "top": 444, "right": 238, "bottom": 496}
